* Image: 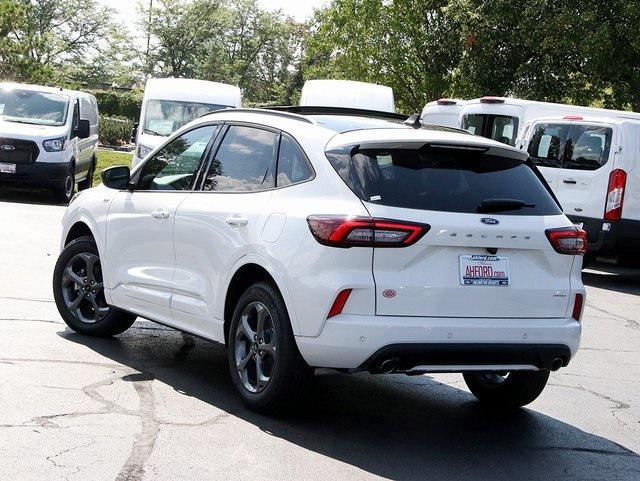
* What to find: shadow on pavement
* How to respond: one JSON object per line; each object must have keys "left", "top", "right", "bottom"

{"left": 59, "top": 325, "right": 640, "bottom": 481}
{"left": 583, "top": 262, "right": 640, "bottom": 296}
{"left": 0, "top": 185, "right": 60, "bottom": 205}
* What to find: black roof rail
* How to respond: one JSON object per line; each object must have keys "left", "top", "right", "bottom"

{"left": 268, "top": 105, "right": 409, "bottom": 121}
{"left": 198, "top": 107, "right": 314, "bottom": 124}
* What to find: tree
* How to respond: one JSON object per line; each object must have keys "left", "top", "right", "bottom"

{"left": 304, "top": 0, "right": 463, "bottom": 113}
{"left": 0, "top": 0, "right": 134, "bottom": 86}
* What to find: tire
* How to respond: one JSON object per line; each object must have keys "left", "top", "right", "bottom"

{"left": 463, "top": 370, "right": 550, "bottom": 408}
{"left": 53, "top": 237, "right": 136, "bottom": 336}
{"left": 227, "top": 282, "right": 312, "bottom": 413}
{"left": 78, "top": 158, "right": 95, "bottom": 191}
{"left": 52, "top": 164, "right": 75, "bottom": 204}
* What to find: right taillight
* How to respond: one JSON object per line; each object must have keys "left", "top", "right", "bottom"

{"left": 604, "top": 169, "right": 627, "bottom": 221}
{"left": 306, "top": 215, "right": 430, "bottom": 248}
{"left": 572, "top": 293, "right": 584, "bottom": 321}
{"left": 545, "top": 226, "right": 588, "bottom": 255}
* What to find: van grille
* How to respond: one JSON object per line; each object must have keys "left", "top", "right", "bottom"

{"left": 0, "top": 138, "right": 39, "bottom": 165}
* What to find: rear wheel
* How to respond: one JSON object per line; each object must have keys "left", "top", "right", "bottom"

{"left": 227, "top": 282, "right": 312, "bottom": 413}
{"left": 463, "top": 370, "right": 550, "bottom": 408}
{"left": 53, "top": 238, "right": 136, "bottom": 336}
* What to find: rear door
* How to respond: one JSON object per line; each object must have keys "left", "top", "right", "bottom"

{"left": 330, "top": 143, "right": 573, "bottom": 319}
{"left": 526, "top": 121, "right": 569, "bottom": 193}
{"left": 555, "top": 122, "right": 616, "bottom": 219}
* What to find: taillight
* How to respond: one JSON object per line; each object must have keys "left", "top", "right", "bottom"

{"left": 545, "top": 226, "right": 588, "bottom": 255}
{"left": 572, "top": 293, "right": 584, "bottom": 321}
{"left": 604, "top": 169, "right": 627, "bottom": 221}
{"left": 480, "top": 96, "right": 505, "bottom": 104}
{"left": 307, "top": 215, "right": 430, "bottom": 248}
{"left": 563, "top": 115, "right": 583, "bottom": 120}
{"left": 327, "top": 289, "right": 352, "bottom": 319}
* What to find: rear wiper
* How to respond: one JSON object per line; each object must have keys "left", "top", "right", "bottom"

{"left": 143, "top": 129, "right": 163, "bottom": 136}
{"left": 477, "top": 198, "right": 536, "bottom": 213}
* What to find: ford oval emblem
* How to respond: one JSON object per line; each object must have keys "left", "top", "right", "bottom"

{"left": 0, "top": 144, "right": 15, "bottom": 152}
{"left": 481, "top": 217, "right": 499, "bottom": 225}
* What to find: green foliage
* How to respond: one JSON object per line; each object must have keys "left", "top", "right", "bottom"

{"left": 99, "top": 116, "right": 133, "bottom": 146}
{"left": 92, "top": 90, "right": 143, "bottom": 121}
{"left": 141, "top": 0, "right": 307, "bottom": 105}
{"left": 95, "top": 150, "right": 133, "bottom": 184}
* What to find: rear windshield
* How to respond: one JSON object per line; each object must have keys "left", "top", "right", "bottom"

{"left": 462, "top": 114, "right": 519, "bottom": 146}
{"left": 326, "top": 144, "right": 561, "bottom": 215}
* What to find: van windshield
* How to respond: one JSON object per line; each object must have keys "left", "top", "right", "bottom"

{"left": 462, "top": 114, "right": 519, "bottom": 146}
{"left": 326, "top": 143, "right": 561, "bottom": 215}
{"left": 0, "top": 88, "right": 69, "bottom": 126}
{"left": 143, "top": 99, "right": 231, "bottom": 136}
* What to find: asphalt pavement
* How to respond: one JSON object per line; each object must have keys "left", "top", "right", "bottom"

{"left": 1, "top": 187, "right": 639, "bottom": 481}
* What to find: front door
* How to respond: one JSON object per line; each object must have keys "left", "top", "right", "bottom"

{"left": 105, "top": 124, "right": 220, "bottom": 323}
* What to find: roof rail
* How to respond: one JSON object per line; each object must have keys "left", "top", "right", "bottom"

{"left": 268, "top": 105, "right": 409, "bottom": 121}
{"left": 198, "top": 107, "right": 314, "bottom": 124}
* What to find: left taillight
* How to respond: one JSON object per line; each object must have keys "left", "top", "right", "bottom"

{"left": 306, "top": 215, "right": 430, "bottom": 248}
{"left": 545, "top": 226, "right": 588, "bottom": 255}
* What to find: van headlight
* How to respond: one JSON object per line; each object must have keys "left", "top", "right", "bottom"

{"left": 137, "top": 144, "right": 153, "bottom": 159}
{"left": 42, "top": 137, "right": 66, "bottom": 152}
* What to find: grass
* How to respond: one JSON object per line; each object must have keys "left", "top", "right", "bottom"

{"left": 94, "top": 150, "right": 133, "bottom": 185}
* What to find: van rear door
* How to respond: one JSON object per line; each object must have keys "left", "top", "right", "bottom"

{"left": 555, "top": 122, "right": 617, "bottom": 221}
{"left": 526, "top": 121, "right": 569, "bottom": 193}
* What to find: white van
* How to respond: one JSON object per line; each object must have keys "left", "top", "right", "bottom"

{"left": 460, "top": 97, "right": 640, "bottom": 147}
{"left": 132, "top": 78, "right": 242, "bottom": 166}
{"left": 0, "top": 82, "right": 99, "bottom": 203}
{"left": 420, "top": 98, "right": 466, "bottom": 128}
{"left": 299, "top": 80, "right": 395, "bottom": 113}
{"left": 522, "top": 115, "right": 640, "bottom": 261}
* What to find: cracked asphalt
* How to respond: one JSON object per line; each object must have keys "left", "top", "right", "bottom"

{"left": 1, "top": 189, "right": 639, "bottom": 481}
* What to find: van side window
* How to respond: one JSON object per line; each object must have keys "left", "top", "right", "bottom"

{"left": 202, "top": 125, "right": 277, "bottom": 192}
{"left": 137, "top": 125, "right": 219, "bottom": 191}
{"left": 527, "top": 123, "right": 568, "bottom": 168}
{"left": 563, "top": 125, "right": 612, "bottom": 171}
{"left": 72, "top": 100, "right": 80, "bottom": 132}
{"left": 276, "top": 134, "right": 314, "bottom": 187}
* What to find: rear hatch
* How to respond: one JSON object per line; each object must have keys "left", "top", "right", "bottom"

{"left": 326, "top": 132, "right": 574, "bottom": 318}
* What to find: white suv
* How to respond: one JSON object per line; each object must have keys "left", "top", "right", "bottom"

{"left": 53, "top": 107, "right": 586, "bottom": 412}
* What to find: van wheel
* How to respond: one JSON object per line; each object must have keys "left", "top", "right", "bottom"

{"left": 53, "top": 237, "right": 136, "bottom": 336}
{"left": 78, "top": 158, "right": 95, "bottom": 191}
{"left": 463, "top": 370, "right": 550, "bottom": 408}
{"left": 227, "top": 282, "right": 312, "bottom": 413}
{"left": 52, "top": 165, "right": 75, "bottom": 204}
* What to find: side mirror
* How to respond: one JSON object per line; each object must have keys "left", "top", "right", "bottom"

{"left": 77, "top": 119, "right": 91, "bottom": 139}
{"left": 101, "top": 165, "right": 130, "bottom": 190}
{"left": 130, "top": 122, "right": 139, "bottom": 143}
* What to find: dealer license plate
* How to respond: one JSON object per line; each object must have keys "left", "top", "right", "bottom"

{"left": 459, "top": 255, "right": 510, "bottom": 286}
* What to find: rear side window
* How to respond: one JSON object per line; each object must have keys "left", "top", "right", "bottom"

{"left": 203, "top": 125, "right": 277, "bottom": 192}
{"left": 276, "top": 134, "right": 313, "bottom": 187}
{"left": 326, "top": 144, "right": 561, "bottom": 216}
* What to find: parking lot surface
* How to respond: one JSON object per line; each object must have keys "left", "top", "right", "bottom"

{"left": 1, "top": 190, "right": 639, "bottom": 481}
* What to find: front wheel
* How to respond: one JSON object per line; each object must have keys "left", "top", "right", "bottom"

{"left": 52, "top": 165, "right": 75, "bottom": 204}
{"left": 53, "top": 237, "right": 136, "bottom": 336}
{"left": 463, "top": 370, "right": 550, "bottom": 408}
{"left": 227, "top": 282, "right": 312, "bottom": 413}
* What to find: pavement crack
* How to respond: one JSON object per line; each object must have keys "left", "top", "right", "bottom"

{"left": 530, "top": 445, "right": 637, "bottom": 457}
{"left": 586, "top": 301, "right": 640, "bottom": 330}
{"left": 0, "top": 295, "right": 54, "bottom": 303}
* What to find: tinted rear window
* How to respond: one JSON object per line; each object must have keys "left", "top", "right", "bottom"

{"left": 326, "top": 144, "right": 561, "bottom": 215}
{"left": 462, "top": 114, "right": 519, "bottom": 146}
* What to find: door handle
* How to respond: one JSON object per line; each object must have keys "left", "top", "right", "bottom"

{"left": 562, "top": 179, "right": 577, "bottom": 184}
{"left": 225, "top": 215, "right": 248, "bottom": 226}
{"left": 151, "top": 208, "right": 170, "bottom": 220}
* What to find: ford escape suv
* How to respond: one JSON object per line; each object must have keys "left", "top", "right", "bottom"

{"left": 53, "top": 106, "right": 585, "bottom": 413}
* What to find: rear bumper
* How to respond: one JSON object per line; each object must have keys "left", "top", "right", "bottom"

{"left": 568, "top": 215, "right": 640, "bottom": 256}
{"left": 295, "top": 315, "right": 581, "bottom": 370}
{"left": 0, "top": 161, "right": 69, "bottom": 188}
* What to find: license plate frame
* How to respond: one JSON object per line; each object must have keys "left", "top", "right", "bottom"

{"left": 459, "top": 255, "right": 510, "bottom": 286}
{"left": 0, "top": 162, "right": 16, "bottom": 174}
